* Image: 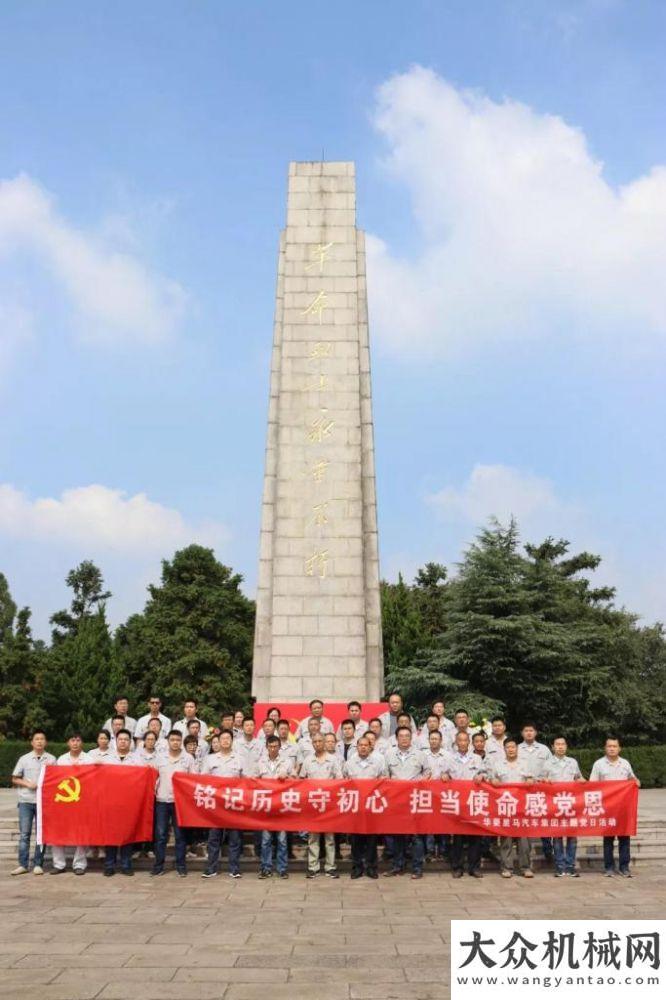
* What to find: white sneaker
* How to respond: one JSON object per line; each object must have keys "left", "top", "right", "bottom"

{"left": 32, "top": 865, "right": 44, "bottom": 875}
{"left": 11, "top": 866, "right": 28, "bottom": 876}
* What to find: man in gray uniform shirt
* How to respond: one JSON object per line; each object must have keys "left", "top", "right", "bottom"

{"left": 344, "top": 734, "right": 385, "bottom": 878}
{"left": 101, "top": 729, "right": 141, "bottom": 877}
{"left": 11, "top": 730, "right": 55, "bottom": 875}
{"left": 301, "top": 733, "right": 342, "bottom": 878}
{"left": 445, "top": 731, "right": 487, "bottom": 879}
{"left": 491, "top": 736, "right": 536, "bottom": 879}
{"left": 201, "top": 730, "right": 246, "bottom": 878}
{"left": 519, "top": 722, "right": 554, "bottom": 864}
{"left": 257, "top": 735, "right": 292, "bottom": 879}
{"left": 384, "top": 726, "right": 430, "bottom": 879}
{"left": 102, "top": 696, "right": 137, "bottom": 738}
{"left": 542, "top": 736, "right": 584, "bottom": 877}
{"left": 151, "top": 729, "right": 195, "bottom": 878}
{"left": 590, "top": 736, "right": 640, "bottom": 878}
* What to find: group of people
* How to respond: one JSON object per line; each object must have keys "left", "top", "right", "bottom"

{"left": 11, "top": 692, "right": 640, "bottom": 881}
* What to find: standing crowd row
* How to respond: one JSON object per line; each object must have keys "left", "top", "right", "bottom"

{"left": 11, "top": 692, "right": 640, "bottom": 881}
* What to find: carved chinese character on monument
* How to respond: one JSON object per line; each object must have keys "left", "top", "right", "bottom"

{"left": 252, "top": 162, "right": 383, "bottom": 701}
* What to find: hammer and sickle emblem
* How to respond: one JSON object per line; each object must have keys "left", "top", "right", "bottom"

{"left": 54, "top": 776, "right": 81, "bottom": 804}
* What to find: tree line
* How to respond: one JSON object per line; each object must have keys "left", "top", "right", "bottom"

{"left": 1, "top": 522, "right": 664, "bottom": 745}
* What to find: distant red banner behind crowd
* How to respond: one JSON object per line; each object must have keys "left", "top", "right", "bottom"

{"left": 38, "top": 765, "right": 155, "bottom": 846}
{"left": 173, "top": 775, "right": 638, "bottom": 837}
{"left": 253, "top": 702, "right": 386, "bottom": 733}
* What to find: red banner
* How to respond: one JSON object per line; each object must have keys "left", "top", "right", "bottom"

{"left": 173, "top": 775, "right": 638, "bottom": 837}
{"left": 38, "top": 765, "right": 155, "bottom": 846}
{"left": 253, "top": 702, "right": 386, "bottom": 735}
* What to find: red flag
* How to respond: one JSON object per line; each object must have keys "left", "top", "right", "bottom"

{"left": 173, "top": 775, "right": 638, "bottom": 838}
{"left": 38, "top": 765, "right": 155, "bottom": 846}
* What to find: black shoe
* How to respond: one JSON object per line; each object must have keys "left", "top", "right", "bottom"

{"left": 306, "top": 871, "right": 319, "bottom": 879}
{"left": 452, "top": 870, "right": 464, "bottom": 879}
{"left": 279, "top": 871, "right": 289, "bottom": 879}
{"left": 121, "top": 869, "right": 134, "bottom": 876}
{"left": 468, "top": 870, "right": 483, "bottom": 879}
{"left": 350, "top": 870, "right": 363, "bottom": 879}
{"left": 49, "top": 868, "right": 66, "bottom": 875}
{"left": 258, "top": 870, "right": 271, "bottom": 879}
{"left": 326, "top": 869, "right": 340, "bottom": 879}
{"left": 201, "top": 870, "right": 218, "bottom": 879}
{"left": 103, "top": 869, "right": 115, "bottom": 877}
{"left": 150, "top": 868, "right": 165, "bottom": 877}
{"left": 366, "top": 870, "right": 378, "bottom": 879}
{"left": 176, "top": 869, "right": 187, "bottom": 878}
{"left": 411, "top": 872, "right": 423, "bottom": 879}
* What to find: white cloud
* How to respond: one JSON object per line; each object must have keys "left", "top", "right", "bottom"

{"left": 0, "top": 483, "right": 228, "bottom": 554}
{"left": 427, "top": 463, "right": 576, "bottom": 529}
{"left": 367, "top": 67, "right": 666, "bottom": 357}
{"left": 0, "top": 174, "right": 186, "bottom": 343}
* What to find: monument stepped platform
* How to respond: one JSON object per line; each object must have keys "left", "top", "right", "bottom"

{"left": 1, "top": 788, "right": 664, "bottom": 871}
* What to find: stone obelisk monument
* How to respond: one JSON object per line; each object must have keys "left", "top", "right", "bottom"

{"left": 252, "top": 161, "right": 383, "bottom": 702}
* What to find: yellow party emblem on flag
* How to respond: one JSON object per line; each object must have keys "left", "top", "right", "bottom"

{"left": 54, "top": 776, "right": 81, "bottom": 804}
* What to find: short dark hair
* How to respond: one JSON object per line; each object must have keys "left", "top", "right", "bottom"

{"left": 605, "top": 735, "right": 621, "bottom": 744}
{"left": 97, "top": 728, "right": 111, "bottom": 740}
{"left": 112, "top": 714, "right": 125, "bottom": 723}
{"left": 184, "top": 735, "right": 198, "bottom": 747}
{"left": 341, "top": 718, "right": 355, "bottom": 729}
{"left": 521, "top": 721, "right": 538, "bottom": 731}
{"left": 168, "top": 729, "right": 183, "bottom": 738}
{"left": 504, "top": 735, "right": 518, "bottom": 747}
{"left": 309, "top": 699, "right": 323, "bottom": 709}
{"left": 368, "top": 717, "right": 382, "bottom": 726}
{"left": 454, "top": 708, "right": 469, "bottom": 717}
{"left": 116, "top": 728, "right": 132, "bottom": 739}
{"left": 277, "top": 719, "right": 290, "bottom": 729}
{"left": 396, "top": 712, "right": 411, "bottom": 722}
{"left": 31, "top": 729, "right": 47, "bottom": 739}
{"left": 347, "top": 700, "right": 362, "bottom": 710}
{"left": 428, "top": 729, "right": 443, "bottom": 739}
{"left": 184, "top": 698, "right": 198, "bottom": 707}
{"left": 472, "top": 730, "right": 487, "bottom": 741}
{"left": 114, "top": 695, "right": 129, "bottom": 704}
{"left": 218, "top": 727, "right": 234, "bottom": 738}
{"left": 491, "top": 716, "right": 505, "bottom": 724}
{"left": 67, "top": 731, "right": 83, "bottom": 741}
{"left": 551, "top": 735, "right": 568, "bottom": 744}
{"left": 187, "top": 719, "right": 200, "bottom": 729}
{"left": 266, "top": 735, "right": 280, "bottom": 746}
{"left": 395, "top": 725, "right": 412, "bottom": 737}
{"left": 426, "top": 713, "right": 439, "bottom": 722}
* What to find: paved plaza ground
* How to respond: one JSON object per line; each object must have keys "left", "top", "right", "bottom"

{"left": 1, "top": 790, "right": 664, "bottom": 1000}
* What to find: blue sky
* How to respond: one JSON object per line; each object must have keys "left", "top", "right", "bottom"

{"left": 0, "top": 0, "right": 664, "bottom": 637}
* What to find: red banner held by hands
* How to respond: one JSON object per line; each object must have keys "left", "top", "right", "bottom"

{"left": 173, "top": 775, "right": 638, "bottom": 838}
{"left": 38, "top": 765, "right": 155, "bottom": 846}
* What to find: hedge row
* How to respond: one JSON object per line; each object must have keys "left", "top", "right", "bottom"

{"left": 1, "top": 740, "right": 665, "bottom": 787}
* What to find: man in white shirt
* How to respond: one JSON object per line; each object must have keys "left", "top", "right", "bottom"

{"left": 518, "top": 722, "right": 555, "bottom": 864}
{"left": 430, "top": 699, "right": 456, "bottom": 741}
{"left": 295, "top": 699, "right": 335, "bottom": 740}
{"left": 301, "top": 733, "right": 342, "bottom": 878}
{"left": 102, "top": 729, "right": 141, "bottom": 876}
{"left": 151, "top": 730, "right": 195, "bottom": 878}
{"left": 417, "top": 713, "right": 444, "bottom": 750}
{"left": 384, "top": 727, "right": 430, "bottom": 879}
{"left": 335, "top": 701, "right": 369, "bottom": 740}
{"left": 201, "top": 730, "right": 247, "bottom": 878}
{"left": 11, "top": 730, "right": 55, "bottom": 875}
{"left": 491, "top": 736, "right": 535, "bottom": 879}
{"left": 367, "top": 718, "right": 391, "bottom": 756}
{"left": 344, "top": 735, "right": 385, "bottom": 879}
{"left": 173, "top": 699, "right": 209, "bottom": 740}
{"left": 485, "top": 717, "right": 508, "bottom": 761}
{"left": 590, "top": 737, "right": 640, "bottom": 878}
{"left": 134, "top": 697, "right": 172, "bottom": 743}
{"left": 51, "top": 733, "right": 90, "bottom": 875}
{"left": 102, "top": 696, "right": 137, "bottom": 738}
{"left": 234, "top": 716, "right": 263, "bottom": 771}
{"left": 257, "top": 736, "right": 292, "bottom": 879}
{"left": 542, "top": 736, "right": 584, "bottom": 877}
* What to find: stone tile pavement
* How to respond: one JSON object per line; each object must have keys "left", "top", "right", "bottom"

{"left": 2, "top": 863, "right": 664, "bottom": 1000}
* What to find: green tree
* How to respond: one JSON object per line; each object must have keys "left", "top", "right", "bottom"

{"left": 114, "top": 545, "right": 255, "bottom": 724}
{"left": 0, "top": 575, "right": 50, "bottom": 739}
{"left": 42, "top": 562, "right": 114, "bottom": 738}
